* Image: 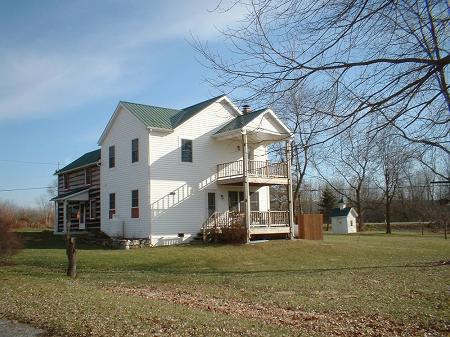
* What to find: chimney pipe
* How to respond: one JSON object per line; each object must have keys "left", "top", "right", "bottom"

{"left": 242, "top": 104, "right": 252, "bottom": 114}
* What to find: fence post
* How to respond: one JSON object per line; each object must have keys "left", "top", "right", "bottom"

{"left": 286, "top": 139, "right": 295, "bottom": 240}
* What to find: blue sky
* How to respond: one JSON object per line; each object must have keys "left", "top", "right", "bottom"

{"left": 0, "top": 0, "right": 246, "bottom": 206}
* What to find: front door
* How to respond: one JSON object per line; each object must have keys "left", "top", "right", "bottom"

{"left": 207, "top": 192, "right": 216, "bottom": 217}
{"left": 69, "top": 203, "right": 85, "bottom": 230}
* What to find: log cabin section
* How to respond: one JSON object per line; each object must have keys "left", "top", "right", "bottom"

{"left": 51, "top": 149, "right": 101, "bottom": 234}
{"left": 211, "top": 107, "right": 294, "bottom": 242}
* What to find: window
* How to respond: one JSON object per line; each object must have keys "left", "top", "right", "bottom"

{"left": 109, "top": 193, "right": 116, "bottom": 219}
{"left": 207, "top": 192, "right": 216, "bottom": 217}
{"left": 181, "top": 139, "right": 192, "bottom": 162}
{"left": 89, "top": 200, "right": 96, "bottom": 219}
{"left": 131, "top": 138, "right": 139, "bottom": 163}
{"left": 109, "top": 145, "right": 115, "bottom": 168}
{"left": 250, "top": 192, "right": 259, "bottom": 211}
{"left": 228, "top": 191, "right": 259, "bottom": 212}
{"left": 63, "top": 173, "right": 69, "bottom": 190}
{"left": 85, "top": 167, "right": 91, "bottom": 185}
{"left": 131, "top": 189, "right": 139, "bottom": 218}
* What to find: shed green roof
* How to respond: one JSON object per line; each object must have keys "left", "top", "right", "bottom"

{"left": 56, "top": 149, "right": 100, "bottom": 175}
{"left": 214, "top": 108, "right": 267, "bottom": 135}
{"left": 120, "top": 95, "right": 226, "bottom": 130}
{"left": 331, "top": 207, "right": 352, "bottom": 217}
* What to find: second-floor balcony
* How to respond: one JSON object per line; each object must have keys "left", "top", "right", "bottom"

{"left": 217, "top": 160, "right": 288, "bottom": 185}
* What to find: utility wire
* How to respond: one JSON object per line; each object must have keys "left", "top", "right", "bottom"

{"left": 0, "top": 186, "right": 52, "bottom": 192}
{"left": 0, "top": 160, "right": 59, "bottom": 165}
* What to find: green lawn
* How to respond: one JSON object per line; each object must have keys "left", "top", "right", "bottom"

{"left": 0, "top": 230, "right": 449, "bottom": 336}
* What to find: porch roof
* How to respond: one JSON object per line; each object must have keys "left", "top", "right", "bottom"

{"left": 213, "top": 108, "right": 292, "bottom": 143}
{"left": 214, "top": 108, "right": 267, "bottom": 134}
{"left": 51, "top": 187, "right": 90, "bottom": 202}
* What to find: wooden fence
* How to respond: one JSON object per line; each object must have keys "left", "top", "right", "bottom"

{"left": 297, "top": 214, "right": 323, "bottom": 240}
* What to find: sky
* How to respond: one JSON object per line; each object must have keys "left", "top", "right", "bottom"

{"left": 0, "top": 0, "right": 246, "bottom": 207}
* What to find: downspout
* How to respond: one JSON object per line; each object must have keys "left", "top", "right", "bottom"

{"left": 147, "top": 127, "right": 152, "bottom": 242}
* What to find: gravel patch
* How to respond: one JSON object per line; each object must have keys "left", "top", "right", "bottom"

{"left": 0, "top": 319, "right": 45, "bottom": 337}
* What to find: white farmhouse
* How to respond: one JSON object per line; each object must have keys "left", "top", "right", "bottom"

{"left": 96, "top": 95, "right": 294, "bottom": 246}
{"left": 331, "top": 198, "right": 358, "bottom": 234}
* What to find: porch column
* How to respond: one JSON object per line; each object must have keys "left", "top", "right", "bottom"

{"left": 286, "top": 139, "right": 295, "bottom": 239}
{"left": 63, "top": 200, "right": 67, "bottom": 234}
{"left": 54, "top": 201, "right": 58, "bottom": 233}
{"left": 242, "top": 132, "right": 251, "bottom": 243}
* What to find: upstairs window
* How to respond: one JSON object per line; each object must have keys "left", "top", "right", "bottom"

{"left": 109, "top": 193, "right": 116, "bottom": 219}
{"left": 85, "top": 167, "right": 91, "bottom": 185}
{"left": 131, "top": 138, "right": 139, "bottom": 163}
{"left": 109, "top": 145, "right": 115, "bottom": 168}
{"left": 63, "top": 173, "right": 69, "bottom": 190}
{"left": 181, "top": 139, "right": 192, "bottom": 162}
{"left": 131, "top": 189, "right": 139, "bottom": 218}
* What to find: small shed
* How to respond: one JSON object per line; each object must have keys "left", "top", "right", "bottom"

{"left": 331, "top": 198, "right": 358, "bottom": 234}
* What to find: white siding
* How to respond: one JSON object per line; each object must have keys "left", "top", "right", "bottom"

{"left": 246, "top": 112, "right": 286, "bottom": 134}
{"left": 100, "top": 106, "right": 151, "bottom": 238}
{"left": 149, "top": 101, "right": 271, "bottom": 245}
{"left": 331, "top": 213, "right": 357, "bottom": 234}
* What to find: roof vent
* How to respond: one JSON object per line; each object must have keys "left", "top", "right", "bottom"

{"left": 242, "top": 104, "right": 252, "bottom": 114}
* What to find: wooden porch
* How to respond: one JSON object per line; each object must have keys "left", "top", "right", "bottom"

{"left": 212, "top": 127, "right": 294, "bottom": 243}
{"left": 203, "top": 211, "right": 291, "bottom": 238}
{"left": 217, "top": 160, "right": 288, "bottom": 185}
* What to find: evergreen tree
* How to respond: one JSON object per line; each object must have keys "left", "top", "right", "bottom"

{"left": 318, "top": 186, "right": 337, "bottom": 231}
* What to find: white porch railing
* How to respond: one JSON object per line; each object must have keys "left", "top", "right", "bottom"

{"left": 217, "top": 160, "right": 287, "bottom": 180}
{"left": 203, "top": 211, "right": 289, "bottom": 231}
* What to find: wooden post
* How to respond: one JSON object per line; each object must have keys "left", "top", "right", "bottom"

{"left": 54, "top": 201, "right": 58, "bottom": 233}
{"left": 66, "top": 235, "right": 77, "bottom": 278}
{"left": 242, "top": 132, "right": 251, "bottom": 243}
{"left": 286, "top": 139, "right": 295, "bottom": 240}
{"left": 63, "top": 200, "right": 67, "bottom": 233}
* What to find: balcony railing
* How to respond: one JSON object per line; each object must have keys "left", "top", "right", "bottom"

{"left": 217, "top": 160, "right": 287, "bottom": 180}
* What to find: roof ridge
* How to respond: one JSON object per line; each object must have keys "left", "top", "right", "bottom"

{"left": 120, "top": 100, "right": 180, "bottom": 112}
{"left": 180, "top": 94, "right": 225, "bottom": 111}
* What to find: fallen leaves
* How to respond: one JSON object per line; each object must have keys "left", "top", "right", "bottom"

{"left": 107, "top": 286, "right": 443, "bottom": 337}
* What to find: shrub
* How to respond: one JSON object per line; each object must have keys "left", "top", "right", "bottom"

{"left": 0, "top": 206, "right": 22, "bottom": 263}
{"left": 206, "top": 212, "right": 247, "bottom": 244}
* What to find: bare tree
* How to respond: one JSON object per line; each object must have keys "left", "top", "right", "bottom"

{"left": 374, "top": 130, "right": 413, "bottom": 234}
{"left": 274, "top": 86, "right": 325, "bottom": 213}
{"left": 196, "top": 0, "right": 449, "bottom": 177}
{"left": 314, "top": 127, "right": 376, "bottom": 230}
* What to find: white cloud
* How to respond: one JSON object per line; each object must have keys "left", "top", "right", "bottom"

{"left": 0, "top": 0, "right": 247, "bottom": 122}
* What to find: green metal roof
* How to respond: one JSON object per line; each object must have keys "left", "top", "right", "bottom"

{"left": 56, "top": 149, "right": 100, "bottom": 175}
{"left": 50, "top": 187, "right": 90, "bottom": 201}
{"left": 120, "top": 95, "right": 226, "bottom": 130}
{"left": 119, "top": 102, "right": 180, "bottom": 129}
{"left": 214, "top": 108, "right": 267, "bottom": 135}
{"left": 331, "top": 207, "right": 352, "bottom": 217}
